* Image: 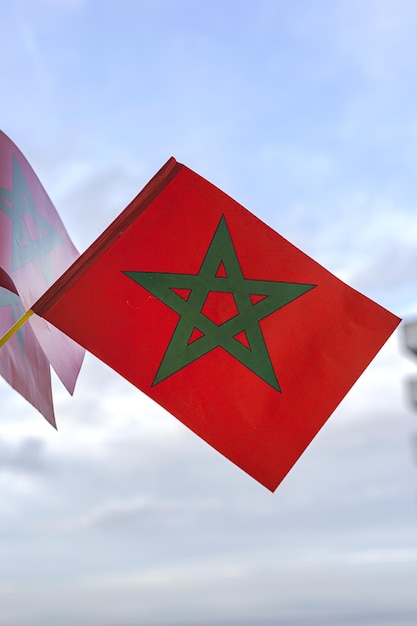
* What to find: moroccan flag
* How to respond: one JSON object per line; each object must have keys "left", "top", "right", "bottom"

{"left": 0, "top": 131, "right": 84, "bottom": 423}
{"left": 33, "top": 158, "right": 400, "bottom": 489}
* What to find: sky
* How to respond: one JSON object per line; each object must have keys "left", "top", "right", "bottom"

{"left": 1, "top": 0, "right": 417, "bottom": 624}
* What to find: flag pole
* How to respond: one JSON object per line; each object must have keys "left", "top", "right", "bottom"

{"left": 0, "top": 309, "right": 34, "bottom": 348}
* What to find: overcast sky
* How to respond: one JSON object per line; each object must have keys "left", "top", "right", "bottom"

{"left": 1, "top": 1, "right": 417, "bottom": 625}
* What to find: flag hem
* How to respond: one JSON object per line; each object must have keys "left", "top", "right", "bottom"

{"left": 33, "top": 157, "right": 182, "bottom": 316}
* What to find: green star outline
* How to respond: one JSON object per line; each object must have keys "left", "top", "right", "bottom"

{"left": 124, "top": 215, "right": 316, "bottom": 391}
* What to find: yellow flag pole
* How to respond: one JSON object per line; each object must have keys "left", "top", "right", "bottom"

{"left": 0, "top": 309, "right": 34, "bottom": 348}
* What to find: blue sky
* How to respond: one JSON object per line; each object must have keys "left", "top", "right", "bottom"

{"left": 1, "top": 0, "right": 417, "bottom": 624}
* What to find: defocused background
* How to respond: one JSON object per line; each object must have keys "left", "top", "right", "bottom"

{"left": 1, "top": 1, "right": 417, "bottom": 625}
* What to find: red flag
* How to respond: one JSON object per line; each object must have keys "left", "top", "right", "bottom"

{"left": 33, "top": 158, "right": 400, "bottom": 489}
{"left": 0, "top": 131, "right": 84, "bottom": 422}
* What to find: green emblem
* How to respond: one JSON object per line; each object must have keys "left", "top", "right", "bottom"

{"left": 124, "top": 216, "right": 316, "bottom": 390}
{"left": 0, "top": 155, "right": 62, "bottom": 285}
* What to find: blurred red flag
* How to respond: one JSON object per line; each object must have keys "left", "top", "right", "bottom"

{"left": 33, "top": 158, "right": 400, "bottom": 488}
{"left": 0, "top": 131, "right": 84, "bottom": 424}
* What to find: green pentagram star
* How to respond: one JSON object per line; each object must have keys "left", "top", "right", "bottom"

{"left": 124, "top": 215, "right": 316, "bottom": 390}
{"left": 0, "top": 155, "right": 62, "bottom": 284}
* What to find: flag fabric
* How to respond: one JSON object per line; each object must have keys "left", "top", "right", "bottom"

{"left": 0, "top": 131, "right": 84, "bottom": 424}
{"left": 33, "top": 158, "right": 401, "bottom": 489}
{"left": 0, "top": 287, "right": 54, "bottom": 424}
